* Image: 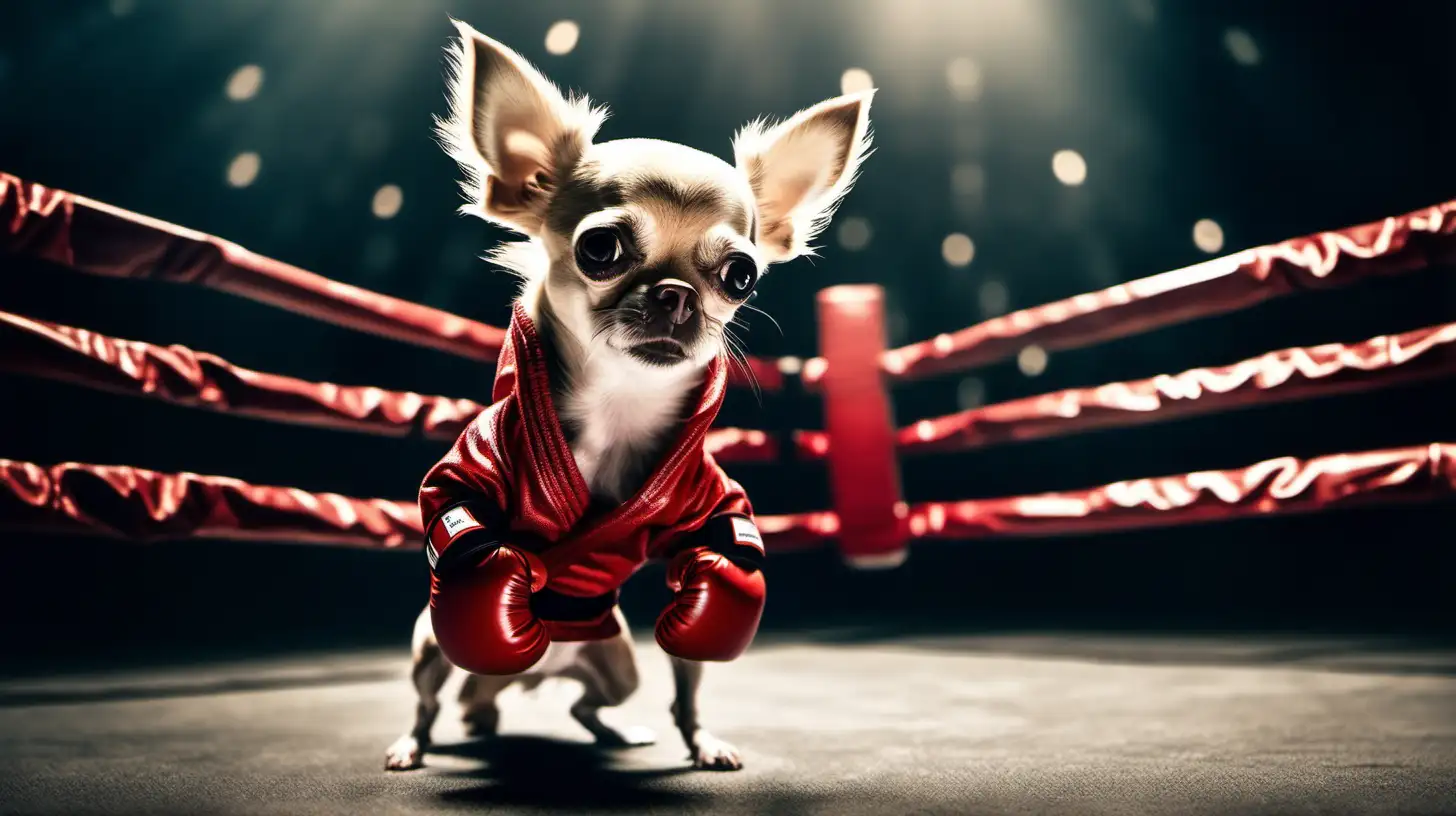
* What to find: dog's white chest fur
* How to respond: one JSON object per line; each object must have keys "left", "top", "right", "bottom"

{"left": 558, "top": 361, "right": 694, "bottom": 502}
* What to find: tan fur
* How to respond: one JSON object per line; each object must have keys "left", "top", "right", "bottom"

{"left": 386, "top": 18, "right": 873, "bottom": 772}
{"left": 734, "top": 95, "right": 875, "bottom": 261}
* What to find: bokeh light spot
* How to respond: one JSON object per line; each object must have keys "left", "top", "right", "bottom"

{"left": 957, "top": 377, "right": 987, "bottom": 409}
{"left": 1017, "top": 345, "right": 1049, "bottom": 377}
{"left": 945, "top": 57, "right": 983, "bottom": 102}
{"left": 225, "top": 65, "right": 264, "bottom": 101}
{"left": 838, "top": 217, "right": 872, "bottom": 251}
{"left": 226, "top": 152, "right": 260, "bottom": 188}
{"left": 941, "top": 233, "right": 975, "bottom": 267}
{"left": 1224, "top": 28, "right": 1260, "bottom": 66}
{"left": 977, "top": 280, "right": 1009, "bottom": 317}
{"left": 1193, "top": 218, "right": 1225, "bottom": 253}
{"left": 545, "top": 21, "right": 580, "bottom": 55}
{"left": 372, "top": 185, "right": 403, "bottom": 219}
{"left": 1052, "top": 150, "right": 1087, "bottom": 186}
{"left": 840, "top": 68, "right": 874, "bottom": 95}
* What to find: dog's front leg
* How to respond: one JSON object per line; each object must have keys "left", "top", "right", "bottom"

{"left": 669, "top": 656, "right": 742, "bottom": 770}
{"left": 385, "top": 608, "right": 453, "bottom": 770}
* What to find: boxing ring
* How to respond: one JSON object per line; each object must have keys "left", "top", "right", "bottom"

{"left": 1, "top": 171, "right": 1454, "bottom": 563}
{"left": 4, "top": 172, "right": 1456, "bottom": 816}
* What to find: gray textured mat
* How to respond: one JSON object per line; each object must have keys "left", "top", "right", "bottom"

{"left": 2, "top": 634, "right": 1454, "bottom": 815}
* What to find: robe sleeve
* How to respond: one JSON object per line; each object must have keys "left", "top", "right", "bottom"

{"left": 646, "top": 451, "right": 763, "bottom": 565}
{"left": 418, "top": 402, "right": 515, "bottom": 566}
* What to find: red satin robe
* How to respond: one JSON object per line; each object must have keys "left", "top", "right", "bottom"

{"left": 419, "top": 301, "right": 755, "bottom": 640}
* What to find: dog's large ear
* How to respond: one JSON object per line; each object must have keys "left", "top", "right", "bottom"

{"left": 733, "top": 92, "right": 874, "bottom": 262}
{"left": 439, "top": 19, "right": 606, "bottom": 235}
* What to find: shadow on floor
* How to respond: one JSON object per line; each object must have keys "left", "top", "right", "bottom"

{"left": 426, "top": 736, "right": 848, "bottom": 813}
{"left": 429, "top": 736, "right": 698, "bottom": 810}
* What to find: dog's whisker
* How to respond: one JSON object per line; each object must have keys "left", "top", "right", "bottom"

{"left": 717, "top": 325, "right": 762, "bottom": 403}
{"left": 725, "top": 331, "right": 765, "bottom": 403}
{"left": 740, "top": 303, "right": 784, "bottom": 337}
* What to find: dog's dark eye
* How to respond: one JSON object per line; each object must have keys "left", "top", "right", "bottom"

{"left": 575, "top": 226, "right": 628, "bottom": 280}
{"left": 717, "top": 254, "right": 759, "bottom": 301}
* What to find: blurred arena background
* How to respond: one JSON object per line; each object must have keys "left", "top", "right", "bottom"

{"left": 1, "top": 0, "right": 1454, "bottom": 676}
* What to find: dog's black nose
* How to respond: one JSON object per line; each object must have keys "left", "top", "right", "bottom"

{"left": 649, "top": 280, "right": 697, "bottom": 326}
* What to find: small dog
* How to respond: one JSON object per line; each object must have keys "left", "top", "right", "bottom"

{"left": 384, "top": 19, "right": 872, "bottom": 772}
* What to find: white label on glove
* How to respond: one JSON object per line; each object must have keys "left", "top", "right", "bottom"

{"left": 441, "top": 506, "right": 482, "bottom": 540}
{"left": 731, "top": 516, "right": 764, "bottom": 554}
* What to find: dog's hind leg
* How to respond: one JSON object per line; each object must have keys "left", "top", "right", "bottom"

{"left": 458, "top": 671, "right": 515, "bottom": 738}
{"left": 563, "top": 610, "right": 655, "bottom": 747}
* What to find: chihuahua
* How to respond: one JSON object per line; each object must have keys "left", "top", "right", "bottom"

{"left": 384, "top": 18, "right": 872, "bottom": 772}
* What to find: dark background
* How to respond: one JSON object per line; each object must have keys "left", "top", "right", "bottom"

{"left": 1, "top": 0, "right": 1453, "bottom": 675}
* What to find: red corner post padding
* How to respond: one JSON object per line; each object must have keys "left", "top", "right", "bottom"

{"left": 815, "top": 285, "right": 907, "bottom": 567}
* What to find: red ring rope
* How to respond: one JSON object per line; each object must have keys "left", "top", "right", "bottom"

{"left": 0, "top": 309, "right": 480, "bottom": 439}
{"left": 3, "top": 171, "right": 1453, "bottom": 564}
{"left": 0, "top": 459, "right": 421, "bottom": 548}
{"left": 905, "top": 443, "right": 1455, "bottom": 538}
{"left": 0, "top": 173, "right": 781, "bottom": 391}
{"left": 6, "top": 444, "right": 1446, "bottom": 551}
{"left": 0, "top": 309, "right": 777, "bottom": 462}
{"left": 801, "top": 198, "right": 1456, "bottom": 386}
{"left": 795, "top": 321, "right": 1456, "bottom": 458}
{"left": 0, "top": 459, "right": 823, "bottom": 551}
{"left": 0, "top": 174, "right": 504, "bottom": 362}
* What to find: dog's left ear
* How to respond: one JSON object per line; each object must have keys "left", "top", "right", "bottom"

{"left": 733, "top": 92, "right": 874, "bottom": 262}
{"left": 439, "top": 19, "right": 606, "bottom": 235}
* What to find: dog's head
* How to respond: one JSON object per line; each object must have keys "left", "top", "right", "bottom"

{"left": 440, "top": 20, "right": 873, "bottom": 375}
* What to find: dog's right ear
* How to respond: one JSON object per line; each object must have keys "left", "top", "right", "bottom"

{"left": 439, "top": 19, "right": 606, "bottom": 236}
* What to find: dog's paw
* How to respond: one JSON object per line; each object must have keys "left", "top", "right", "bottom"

{"left": 690, "top": 732, "right": 743, "bottom": 771}
{"left": 384, "top": 735, "right": 426, "bottom": 771}
{"left": 600, "top": 724, "right": 657, "bottom": 748}
{"left": 572, "top": 706, "right": 657, "bottom": 748}
{"left": 461, "top": 712, "right": 499, "bottom": 740}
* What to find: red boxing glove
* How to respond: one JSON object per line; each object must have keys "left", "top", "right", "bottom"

{"left": 655, "top": 516, "right": 767, "bottom": 662}
{"left": 426, "top": 502, "right": 550, "bottom": 676}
